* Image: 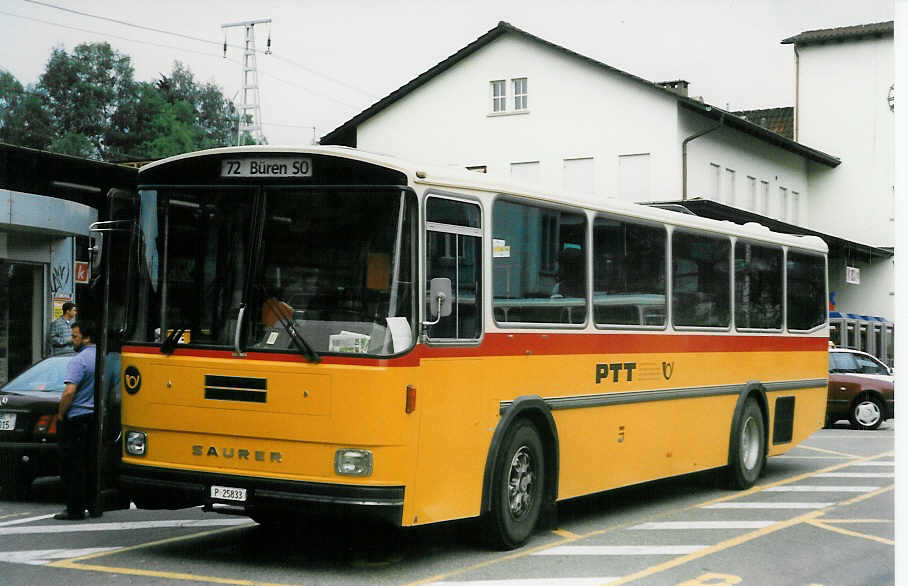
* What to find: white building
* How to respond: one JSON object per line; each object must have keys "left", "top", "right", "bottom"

{"left": 321, "top": 20, "right": 892, "bottom": 326}
{"left": 783, "top": 21, "right": 894, "bottom": 322}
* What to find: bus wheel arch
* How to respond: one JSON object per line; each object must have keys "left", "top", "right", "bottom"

{"left": 725, "top": 383, "right": 768, "bottom": 489}
{"left": 481, "top": 396, "right": 559, "bottom": 548}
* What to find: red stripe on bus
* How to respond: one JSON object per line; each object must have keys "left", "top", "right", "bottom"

{"left": 121, "top": 333, "right": 826, "bottom": 367}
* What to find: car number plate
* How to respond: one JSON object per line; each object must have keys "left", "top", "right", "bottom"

{"left": 210, "top": 485, "right": 247, "bottom": 502}
{"left": 0, "top": 413, "right": 16, "bottom": 431}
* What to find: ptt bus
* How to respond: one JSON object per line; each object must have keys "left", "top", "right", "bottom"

{"left": 114, "top": 145, "right": 828, "bottom": 549}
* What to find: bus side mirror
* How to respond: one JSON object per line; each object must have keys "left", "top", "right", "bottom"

{"left": 423, "top": 277, "right": 453, "bottom": 325}
{"left": 89, "top": 234, "right": 103, "bottom": 274}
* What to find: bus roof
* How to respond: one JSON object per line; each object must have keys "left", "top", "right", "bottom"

{"left": 139, "top": 145, "right": 828, "bottom": 254}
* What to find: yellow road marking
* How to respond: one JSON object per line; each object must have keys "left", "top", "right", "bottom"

{"left": 48, "top": 524, "right": 250, "bottom": 564}
{"left": 806, "top": 519, "right": 894, "bottom": 546}
{"left": 795, "top": 444, "right": 861, "bottom": 459}
{"left": 408, "top": 449, "right": 894, "bottom": 586}
{"left": 48, "top": 561, "right": 298, "bottom": 585}
{"left": 820, "top": 519, "right": 893, "bottom": 524}
{"left": 775, "top": 455, "right": 850, "bottom": 460}
{"left": 403, "top": 533, "right": 580, "bottom": 586}
{"left": 45, "top": 524, "right": 297, "bottom": 584}
{"left": 49, "top": 449, "right": 897, "bottom": 585}
{"left": 602, "top": 510, "right": 827, "bottom": 585}
{"left": 836, "top": 484, "right": 894, "bottom": 507}
{"left": 0, "top": 512, "right": 30, "bottom": 521}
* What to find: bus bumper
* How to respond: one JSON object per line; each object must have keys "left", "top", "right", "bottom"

{"left": 119, "top": 464, "right": 405, "bottom": 526}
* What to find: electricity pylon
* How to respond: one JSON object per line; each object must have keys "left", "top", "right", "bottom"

{"left": 222, "top": 18, "right": 271, "bottom": 145}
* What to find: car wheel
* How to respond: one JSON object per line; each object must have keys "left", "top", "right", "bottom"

{"left": 726, "top": 398, "right": 766, "bottom": 489}
{"left": 484, "top": 419, "right": 545, "bottom": 550}
{"left": 849, "top": 395, "right": 884, "bottom": 430}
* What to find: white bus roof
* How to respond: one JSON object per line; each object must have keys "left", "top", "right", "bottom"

{"left": 139, "top": 145, "right": 828, "bottom": 254}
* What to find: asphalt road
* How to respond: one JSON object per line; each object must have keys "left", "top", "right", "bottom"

{"left": 0, "top": 420, "right": 895, "bottom": 585}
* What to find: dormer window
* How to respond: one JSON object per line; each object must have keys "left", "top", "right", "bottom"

{"left": 489, "top": 77, "right": 529, "bottom": 115}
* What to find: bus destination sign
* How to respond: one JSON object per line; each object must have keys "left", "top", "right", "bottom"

{"left": 220, "top": 157, "right": 312, "bottom": 178}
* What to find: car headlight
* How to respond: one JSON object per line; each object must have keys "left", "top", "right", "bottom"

{"left": 125, "top": 431, "right": 147, "bottom": 456}
{"left": 334, "top": 449, "right": 372, "bottom": 476}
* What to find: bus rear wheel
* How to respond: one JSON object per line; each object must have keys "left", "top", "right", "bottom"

{"left": 726, "top": 398, "right": 765, "bottom": 489}
{"left": 485, "top": 419, "right": 545, "bottom": 550}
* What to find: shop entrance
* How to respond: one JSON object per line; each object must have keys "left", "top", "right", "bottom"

{"left": 0, "top": 262, "right": 43, "bottom": 385}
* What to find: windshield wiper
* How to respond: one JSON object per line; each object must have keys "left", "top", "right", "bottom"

{"left": 263, "top": 296, "right": 321, "bottom": 363}
{"left": 160, "top": 327, "right": 187, "bottom": 355}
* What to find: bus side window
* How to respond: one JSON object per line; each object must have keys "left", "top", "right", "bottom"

{"left": 425, "top": 196, "right": 482, "bottom": 341}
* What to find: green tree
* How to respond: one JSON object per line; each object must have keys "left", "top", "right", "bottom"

{"left": 38, "top": 42, "right": 136, "bottom": 159}
{"left": 0, "top": 71, "right": 53, "bottom": 149}
{"left": 5, "top": 44, "right": 245, "bottom": 161}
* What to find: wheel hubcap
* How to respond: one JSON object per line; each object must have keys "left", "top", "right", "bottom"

{"left": 508, "top": 446, "right": 535, "bottom": 518}
{"left": 740, "top": 416, "right": 760, "bottom": 470}
{"left": 854, "top": 401, "right": 881, "bottom": 427}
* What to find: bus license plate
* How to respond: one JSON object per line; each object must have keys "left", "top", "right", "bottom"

{"left": 0, "top": 413, "right": 16, "bottom": 431}
{"left": 210, "top": 485, "right": 247, "bottom": 502}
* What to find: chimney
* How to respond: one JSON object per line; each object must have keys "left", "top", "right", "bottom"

{"left": 657, "top": 80, "right": 689, "bottom": 97}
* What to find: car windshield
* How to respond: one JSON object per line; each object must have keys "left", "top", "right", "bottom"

{"left": 829, "top": 352, "right": 889, "bottom": 375}
{"left": 1, "top": 355, "right": 73, "bottom": 392}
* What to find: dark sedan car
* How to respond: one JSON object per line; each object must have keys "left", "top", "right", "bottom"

{"left": 0, "top": 353, "right": 74, "bottom": 498}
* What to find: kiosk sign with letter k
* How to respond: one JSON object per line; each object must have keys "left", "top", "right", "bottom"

{"left": 74, "top": 261, "right": 89, "bottom": 284}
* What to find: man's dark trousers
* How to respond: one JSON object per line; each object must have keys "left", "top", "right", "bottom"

{"left": 59, "top": 414, "right": 97, "bottom": 517}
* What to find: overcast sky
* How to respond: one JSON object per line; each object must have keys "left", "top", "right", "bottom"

{"left": 0, "top": 0, "right": 895, "bottom": 145}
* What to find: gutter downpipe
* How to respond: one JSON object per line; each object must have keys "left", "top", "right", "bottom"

{"left": 682, "top": 109, "right": 725, "bottom": 201}
{"left": 793, "top": 44, "right": 800, "bottom": 141}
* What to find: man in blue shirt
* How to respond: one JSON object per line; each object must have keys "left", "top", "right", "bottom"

{"left": 55, "top": 320, "right": 99, "bottom": 520}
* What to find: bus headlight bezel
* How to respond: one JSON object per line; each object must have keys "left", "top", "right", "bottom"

{"left": 334, "top": 449, "right": 373, "bottom": 476}
{"left": 125, "top": 431, "right": 147, "bottom": 456}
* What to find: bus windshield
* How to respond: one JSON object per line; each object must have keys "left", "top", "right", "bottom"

{"left": 130, "top": 187, "right": 417, "bottom": 356}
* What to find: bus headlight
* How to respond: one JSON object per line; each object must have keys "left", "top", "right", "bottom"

{"left": 125, "top": 431, "right": 147, "bottom": 456}
{"left": 334, "top": 449, "right": 373, "bottom": 476}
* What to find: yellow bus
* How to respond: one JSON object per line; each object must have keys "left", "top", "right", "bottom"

{"left": 117, "top": 145, "right": 828, "bottom": 549}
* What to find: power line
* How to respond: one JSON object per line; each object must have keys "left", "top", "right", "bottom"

{"left": 22, "top": 0, "right": 224, "bottom": 48}
{"left": 20, "top": 0, "right": 380, "bottom": 98}
{"left": 1, "top": 9, "right": 222, "bottom": 61}
{"left": 2, "top": 9, "right": 365, "bottom": 113}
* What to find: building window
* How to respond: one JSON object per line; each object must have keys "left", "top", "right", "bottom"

{"left": 779, "top": 187, "right": 788, "bottom": 221}
{"left": 618, "top": 153, "right": 650, "bottom": 202}
{"left": 710, "top": 163, "right": 721, "bottom": 200}
{"left": 510, "top": 161, "right": 540, "bottom": 184}
{"left": 512, "top": 77, "right": 528, "bottom": 110}
{"left": 466, "top": 165, "right": 487, "bottom": 173}
{"left": 760, "top": 181, "right": 770, "bottom": 215}
{"left": 725, "top": 168, "right": 736, "bottom": 206}
{"left": 747, "top": 176, "right": 757, "bottom": 211}
{"left": 564, "top": 157, "right": 595, "bottom": 196}
{"left": 491, "top": 80, "right": 506, "bottom": 113}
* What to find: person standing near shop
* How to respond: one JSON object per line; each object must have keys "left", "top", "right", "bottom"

{"left": 55, "top": 320, "right": 99, "bottom": 520}
{"left": 47, "top": 302, "right": 77, "bottom": 355}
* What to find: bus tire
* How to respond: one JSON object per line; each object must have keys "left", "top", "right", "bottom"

{"left": 726, "top": 398, "right": 765, "bottom": 490}
{"left": 484, "top": 419, "right": 545, "bottom": 550}
{"left": 849, "top": 394, "right": 884, "bottom": 430}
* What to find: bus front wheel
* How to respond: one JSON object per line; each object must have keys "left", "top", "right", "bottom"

{"left": 726, "top": 398, "right": 765, "bottom": 489}
{"left": 485, "top": 419, "right": 545, "bottom": 550}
